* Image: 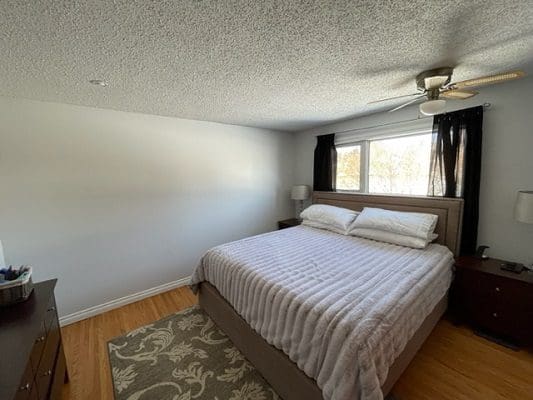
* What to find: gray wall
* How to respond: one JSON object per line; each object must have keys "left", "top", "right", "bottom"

{"left": 0, "top": 97, "right": 294, "bottom": 317}
{"left": 294, "top": 77, "right": 533, "bottom": 264}
{"left": 2, "top": 76, "right": 532, "bottom": 318}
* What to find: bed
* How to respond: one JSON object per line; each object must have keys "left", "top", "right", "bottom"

{"left": 191, "top": 192, "right": 463, "bottom": 400}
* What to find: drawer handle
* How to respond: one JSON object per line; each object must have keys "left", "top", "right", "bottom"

{"left": 492, "top": 312, "right": 498, "bottom": 318}
{"left": 19, "top": 383, "right": 31, "bottom": 391}
{"left": 43, "top": 369, "right": 52, "bottom": 376}
{"left": 495, "top": 287, "right": 501, "bottom": 292}
{"left": 48, "top": 306, "right": 56, "bottom": 312}
{"left": 36, "top": 335, "right": 46, "bottom": 343}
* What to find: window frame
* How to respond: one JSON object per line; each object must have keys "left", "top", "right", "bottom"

{"left": 335, "top": 130, "right": 433, "bottom": 195}
{"left": 335, "top": 141, "right": 365, "bottom": 193}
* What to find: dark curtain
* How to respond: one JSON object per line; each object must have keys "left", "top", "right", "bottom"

{"left": 313, "top": 134, "right": 337, "bottom": 191}
{"left": 428, "top": 106, "right": 483, "bottom": 255}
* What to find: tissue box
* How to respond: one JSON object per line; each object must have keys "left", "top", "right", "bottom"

{"left": 0, "top": 266, "right": 33, "bottom": 306}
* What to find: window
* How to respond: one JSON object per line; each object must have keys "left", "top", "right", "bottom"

{"left": 336, "top": 144, "right": 361, "bottom": 191}
{"left": 368, "top": 134, "right": 432, "bottom": 195}
{"left": 336, "top": 132, "right": 432, "bottom": 196}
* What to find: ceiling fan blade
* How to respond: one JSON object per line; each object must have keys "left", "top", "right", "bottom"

{"left": 440, "top": 89, "right": 478, "bottom": 100}
{"left": 450, "top": 70, "right": 525, "bottom": 89}
{"left": 368, "top": 92, "right": 422, "bottom": 104}
{"left": 388, "top": 95, "right": 426, "bottom": 113}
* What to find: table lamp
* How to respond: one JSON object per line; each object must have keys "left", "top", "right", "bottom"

{"left": 514, "top": 190, "right": 533, "bottom": 271}
{"left": 514, "top": 190, "right": 533, "bottom": 224}
{"left": 291, "top": 185, "right": 311, "bottom": 218}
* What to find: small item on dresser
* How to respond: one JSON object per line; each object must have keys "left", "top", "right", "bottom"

{"left": 500, "top": 262, "right": 524, "bottom": 274}
{"left": 475, "top": 245, "right": 490, "bottom": 259}
{"left": 0, "top": 265, "right": 34, "bottom": 306}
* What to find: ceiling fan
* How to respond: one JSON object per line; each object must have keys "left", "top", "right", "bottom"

{"left": 369, "top": 67, "right": 525, "bottom": 115}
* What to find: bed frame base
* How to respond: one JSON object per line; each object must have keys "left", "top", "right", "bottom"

{"left": 199, "top": 282, "right": 447, "bottom": 400}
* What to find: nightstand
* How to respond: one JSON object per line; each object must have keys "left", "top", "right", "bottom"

{"left": 450, "top": 256, "right": 533, "bottom": 347}
{"left": 278, "top": 218, "right": 301, "bottom": 230}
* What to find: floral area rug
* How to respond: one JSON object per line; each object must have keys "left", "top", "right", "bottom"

{"left": 108, "top": 305, "right": 279, "bottom": 400}
{"left": 108, "top": 305, "right": 401, "bottom": 400}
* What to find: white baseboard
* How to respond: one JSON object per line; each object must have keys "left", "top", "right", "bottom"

{"left": 59, "top": 275, "right": 191, "bottom": 327}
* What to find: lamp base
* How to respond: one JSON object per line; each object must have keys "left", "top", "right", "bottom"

{"left": 295, "top": 200, "right": 305, "bottom": 218}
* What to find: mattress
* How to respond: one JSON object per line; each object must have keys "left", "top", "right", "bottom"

{"left": 190, "top": 225, "right": 454, "bottom": 400}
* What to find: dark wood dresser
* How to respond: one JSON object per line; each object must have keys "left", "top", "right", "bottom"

{"left": 0, "top": 280, "right": 68, "bottom": 400}
{"left": 451, "top": 256, "right": 533, "bottom": 347}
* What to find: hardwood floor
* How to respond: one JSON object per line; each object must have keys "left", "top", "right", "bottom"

{"left": 393, "top": 321, "right": 533, "bottom": 400}
{"left": 60, "top": 286, "right": 533, "bottom": 400}
{"left": 60, "top": 286, "right": 197, "bottom": 400}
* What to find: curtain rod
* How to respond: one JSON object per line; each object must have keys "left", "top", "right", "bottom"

{"left": 327, "top": 103, "right": 491, "bottom": 136}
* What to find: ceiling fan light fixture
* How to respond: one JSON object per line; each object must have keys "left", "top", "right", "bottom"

{"left": 419, "top": 99, "right": 446, "bottom": 116}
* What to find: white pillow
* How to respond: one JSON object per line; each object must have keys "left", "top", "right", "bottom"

{"left": 351, "top": 228, "right": 437, "bottom": 249}
{"left": 349, "top": 207, "right": 438, "bottom": 241}
{"left": 301, "top": 219, "right": 347, "bottom": 235}
{"left": 300, "top": 204, "right": 359, "bottom": 235}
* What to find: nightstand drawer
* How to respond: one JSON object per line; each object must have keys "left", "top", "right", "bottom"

{"left": 470, "top": 304, "right": 533, "bottom": 341}
{"left": 473, "top": 272, "right": 533, "bottom": 310}
{"left": 470, "top": 305, "right": 512, "bottom": 334}
{"left": 457, "top": 268, "right": 532, "bottom": 309}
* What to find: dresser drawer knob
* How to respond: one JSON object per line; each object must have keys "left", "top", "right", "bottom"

{"left": 43, "top": 369, "right": 52, "bottom": 376}
{"left": 492, "top": 312, "right": 498, "bottom": 318}
{"left": 36, "top": 335, "right": 45, "bottom": 343}
{"left": 48, "top": 306, "right": 56, "bottom": 312}
{"left": 495, "top": 287, "right": 501, "bottom": 292}
{"left": 19, "top": 383, "right": 31, "bottom": 391}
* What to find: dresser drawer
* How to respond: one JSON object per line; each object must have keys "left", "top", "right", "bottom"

{"left": 44, "top": 297, "right": 58, "bottom": 330}
{"left": 30, "top": 320, "right": 47, "bottom": 373}
{"left": 30, "top": 296, "right": 59, "bottom": 376}
{"left": 14, "top": 384, "right": 38, "bottom": 400}
{"left": 36, "top": 318, "right": 60, "bottom": 399}
{"left": 15, "top": 362, "right": 36, "bottom": 400}
{"left": 49, "top": 345, "right": 67, "bottom": 400}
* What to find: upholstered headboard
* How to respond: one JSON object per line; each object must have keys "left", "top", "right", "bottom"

{"left": 312, "top": 192, "right": 464, "bottom": 256}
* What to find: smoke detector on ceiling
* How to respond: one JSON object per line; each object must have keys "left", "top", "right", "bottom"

{"left": 89, "top": 79, "right": 108, "bottom": 87}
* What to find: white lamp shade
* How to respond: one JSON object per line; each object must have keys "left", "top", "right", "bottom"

{"left": 291, "top": 185, "right": 311, "bottom": 200}
{"left": 0, "top": 240, "right": 5, "bottom": 267}
{"left": 419, "top": 99, "right": 446, "bottom": 116}
{"left": 514, "top": 191, "right": 533, "bottom": 224}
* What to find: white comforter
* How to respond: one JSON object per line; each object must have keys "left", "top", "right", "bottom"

{"left": 190, "top": 225, "right": 453, "bottom": 400}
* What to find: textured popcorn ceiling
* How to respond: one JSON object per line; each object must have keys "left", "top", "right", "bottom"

{"left": 1, "top": 1, "right": 532, "bottom": 131}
